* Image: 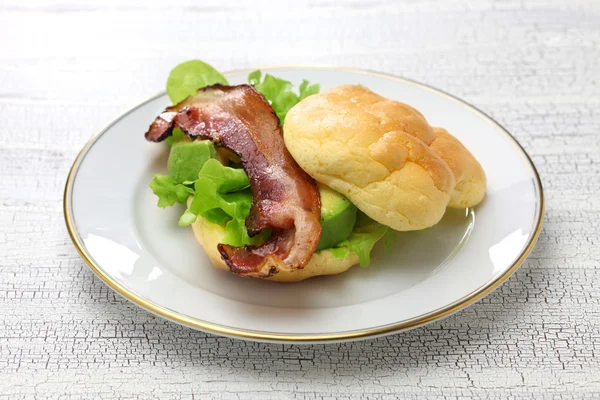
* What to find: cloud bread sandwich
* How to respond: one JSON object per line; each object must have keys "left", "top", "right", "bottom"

{"left": 145, "top": 61, "right": 486, "bottom": 282}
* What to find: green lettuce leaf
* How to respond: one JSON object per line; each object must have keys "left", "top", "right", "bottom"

{"left": 178, "top": 159, "right": 266, "bottom": 246}
{"left": 222, "top": 217, "right": 270, "bottom": 247}
{"left": 330, "top": 212, "right": 396, "bottom": 267}
{"left": 195, "top": 158, "right": 250, "bottom": 193}
{"left": 180, "top": 160, "right": 248, "bottom": 225}
{"left": 167, "top": 139, "right": 217, "bottom": 183}
{"left": 298, "top": 79, "right": 320, "bottom": 100}
{"left": 248, "top": 70, "right": 320, "bottom": 122}
{"left": 149, "top": 174, "right": 194, "bottom": 208}
{"left": 167, "top": 60, "right": 229, "bottom": 104}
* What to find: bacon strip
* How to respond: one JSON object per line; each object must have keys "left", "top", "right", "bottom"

{"left": 145, "top": 84, "right": 321, "bottom": 278}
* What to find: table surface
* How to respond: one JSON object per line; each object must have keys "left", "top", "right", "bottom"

{"left": 1, "top": 0, "right": 599, "bottom": 398}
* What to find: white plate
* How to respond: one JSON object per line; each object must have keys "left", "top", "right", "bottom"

{"left": 64, "top": 66, "right": 543, "bottom": 343}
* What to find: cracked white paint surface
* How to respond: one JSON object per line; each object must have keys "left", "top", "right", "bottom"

{"left": 0, "top": 0, "right": 599, "bottom": 398}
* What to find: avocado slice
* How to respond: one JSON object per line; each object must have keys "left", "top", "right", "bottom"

{"left": 168, "top": 140, "right": 217, "bottom": 183}
{"left": 317, "top": 184, "right": 358, "bottom": 250}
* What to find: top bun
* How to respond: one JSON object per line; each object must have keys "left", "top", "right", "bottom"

{"left": 284, "top": 84, "right": 486, "bottom": 231}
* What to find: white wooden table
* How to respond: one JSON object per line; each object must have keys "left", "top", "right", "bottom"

{"left": 1, "top": 1, "right": 599, "bottom": 398}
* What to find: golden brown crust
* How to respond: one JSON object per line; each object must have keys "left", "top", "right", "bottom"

{"left": 430, "top": 128, "right": 487, "bottom": 208}
{"left": 191, "top": 215, "right": 360, "bottom": 282}
{"left": 284, "top": 84, "right": 487, "bottom": 231}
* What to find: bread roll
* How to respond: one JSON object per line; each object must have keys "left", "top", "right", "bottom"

{"left": 430, "top": 128, "right": 486, "bottom": 208}
{"left": 284, "top": 84, "right": 486, "bottom": 231}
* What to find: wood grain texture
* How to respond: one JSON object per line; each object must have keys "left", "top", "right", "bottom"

{"left": 1, "top": 0, "right": 599, "bottom": 398}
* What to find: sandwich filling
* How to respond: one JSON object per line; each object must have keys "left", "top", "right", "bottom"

{"left": 146, "top": 61, "right": 395, "bottom": 278}
{"left": 146, "top": 84, "right": 322, "bottom": 278}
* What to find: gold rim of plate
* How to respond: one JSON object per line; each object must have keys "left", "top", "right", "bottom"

{"left": 63, "top": 66, "right": 545, "bottom": 343}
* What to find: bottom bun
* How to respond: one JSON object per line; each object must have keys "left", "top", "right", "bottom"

{"left": 191, "top": 215, "right": 360, "bottom": 282}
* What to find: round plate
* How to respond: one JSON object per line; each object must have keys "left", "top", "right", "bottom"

{"left": 64, "top": 66, "right": 543, "bottom": 343}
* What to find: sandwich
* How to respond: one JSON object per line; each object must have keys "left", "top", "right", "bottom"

{"left": 145, "top": 60, "right": 486, "bottom": 282}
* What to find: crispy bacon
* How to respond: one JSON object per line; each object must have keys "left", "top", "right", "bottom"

{"left": 145, "top": 84, "right": 321, "bottom": 278}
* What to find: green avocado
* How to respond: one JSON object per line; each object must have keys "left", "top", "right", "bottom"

{"left": 317, "top": 184, "right": 358, "bottom": 250}
{"left": 168, "top": 140, "right": 217, "bottom": 183}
